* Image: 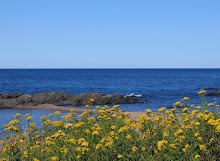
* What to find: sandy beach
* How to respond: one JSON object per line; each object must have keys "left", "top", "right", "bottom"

{"left": 13, "top": 104, "right": 145, "bottom": 119}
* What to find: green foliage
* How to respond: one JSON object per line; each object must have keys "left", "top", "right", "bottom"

{"left": 0, "top": 91, "right": 219, "bottom": 161}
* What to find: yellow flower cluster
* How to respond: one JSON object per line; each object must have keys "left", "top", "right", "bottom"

{"left": 0, "top": 93, "right": 219, "bottom": 160}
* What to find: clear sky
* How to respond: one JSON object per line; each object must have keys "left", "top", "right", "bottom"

{"left": 0, "top": 0, "right": 219, "bottom": 68}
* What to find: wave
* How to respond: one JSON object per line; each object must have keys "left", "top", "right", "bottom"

{"left": 125, "top": 93, "right": 143, "bottom": 97}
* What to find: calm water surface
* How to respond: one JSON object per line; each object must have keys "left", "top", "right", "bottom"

{"left": 0, "top": 69, "right": 220, "bottom": 132}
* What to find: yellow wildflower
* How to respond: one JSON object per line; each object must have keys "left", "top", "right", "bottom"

{"left": 191, "top": 110, "right": 199, "bottom": 115}
{"left": 182, "top": 97, "right": 189, "bottom": 100}
{"left": 117, "top": 116, "right": 123, "bottom": 119}
{"left": 92, "top": 131, "right": 99, "bottom": 136}
{"left": 132, "top": 146, "right": 138, "bottom": 152}
{"left": 182, "top": 107, "right": 188, "bottom": 112}
{"left": 203, "top": 115, "right": 210, "bottom": 120}
{"left": 197, "top": 90, "right": 206, "bottom": 95}
{"left": 0, "top": 158, "right": 7, "bottom": 161}
{"left": 22, "top": 151, "right": 28, "bottom": 158}
{"left": 117, "top": 154, "right": 123, "bottom": 158}
{"left": 81, "top": 142, "right": 89, "bottom": 147}
{"left": 194, "top": 122, "right": 200, "bottom": 126}
{"left": 145, "top": 109, "right": 152, "bottom": 113}
{"left": 33, "top": 157, "right": 40, "bottom": 161}
{"left": 53, "top": 121, "right": 63, "bottom": 127}
{"left": 195, "top": 106, "right": 202, "bottom": 109}
{"left": 182, "top": 97, "right": 189, "bottom": 101}
{"left": 124, "top": 112, "right": 130, "bottom": 116}
{"left": 78, "top": 138, "right": 85, "bottom": 144}
{"left": 105, "top": 141, "right": 113, "bottom": 147}
{"left": 96, "top": 144, "right": 103, "bottom": 150}
{"left": 24, "top": 114, "right": 30, "bottom": 117}
{"left": 209, "top": 138, "right": 214, "bottom": 143}
{"left": 51, "top": 156, "right": 59, "bottom": 161}
{"left": 90, "top": 98, "right": 95, "bottom": 102}
{"left": 199, "top": 145, "right": 206, "bottom": 150}
{"left": 196, "top": 113, "right": 205, "bottom": 118}
{"left": 118, "top": 126, "right": 129, "bottom": 133}
{"left": 153, "top": 116, "right": 160, "bottom": 122}
{"left": 177, "top": 129, "right": 183, "bottom": 134}
{"left": 63, "top": 123, "right": 73, "bottom": 128}
{"left": 216, "top": 124, "right": 220, "bottom": 132}
{"left": 173, "top": 101, "right": 181, "bottom": 106}
{"left": 109, "top": 131, "right": 115, "bottom": 136}
{"left": 204, "top": 110, "right": 209, "bottom": 114}
{"left": 95, "top": 105, "right": 100, "bottom": 109}
{"left": 54, "top": 111, "right": 61, "bottom": 115}
{"left": 158, "top": 107, "right": 166, "bottom": 112}
{"left": 112, "top": 114, "right": 117, "bottom": 117}
{"left": 30, "top": 123, "right": 36, "bottom": 128}
{"left": 126, "top": 135, "right": 132, "bottom": 139}
{"left": 208, "top": 119, "right": 219, "bottom": 125}
{"left": 195, "top": 155, "right": 200, "bottom": 159}
{"left": 158, "top": 141, "right": 164, "bottom": 150}
{"left": 8, "top": 119, "right": 20, "bottom": 125}
{"left": 169, "top": 144, "right": 176, "bottom": 148}
{"left": 26, "top": 116, "right": 33, "bottom": 120}
{"left": 14, "top": 113, "right": 23, "bottom": 117}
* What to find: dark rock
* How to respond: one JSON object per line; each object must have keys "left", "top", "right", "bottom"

{"left": 0, "top": 99, "right": 18, "bottom": 108}
{"left": 97, "top": 96, "right": 112, "bottom": 105}
{"left": 0, "top": 94, "right": 32, "bottom": 108}
{"left": 16, "top": 94, "right": 32, "bottom": 104}
{"left": 206, "top": 91, "right": 220, "bottom": 96}
{"left": 110, "top": 94, "right": 124, "bottom": 104}
{"left": 204, "top": 88, "right": 220, "bottom": 90}
{"left": 32, "top": 92, "right": 72, "bottom": 105}
{"left": 137, "top": 100, "right": 149, "bottom": 103}
{"left": 0, "top": 93, "right": 23, "bottom": 99}
{"left": 71, "top": 97, "right": 83, "bottom": 106}
{"left": 0, "top": 92, "right": 148, "bottom": 108}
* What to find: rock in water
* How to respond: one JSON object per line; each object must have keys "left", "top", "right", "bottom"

{"left": 0, "top": 92, "right": 149, "bottom": 108}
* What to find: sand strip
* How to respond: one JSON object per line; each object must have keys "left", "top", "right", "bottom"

{"left": 13, "top": 104, "right": 87, "bottom": 113}
{"left": 13, "top": 104, "right": 145, "bottom": 119}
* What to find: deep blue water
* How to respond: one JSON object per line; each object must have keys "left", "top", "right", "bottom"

{"left": 0, "top": 69, "right": 220, "bottom": 132}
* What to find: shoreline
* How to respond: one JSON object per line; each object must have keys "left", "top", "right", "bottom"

{"left": 13, "top": 104, "right": 145, "bottom": 119}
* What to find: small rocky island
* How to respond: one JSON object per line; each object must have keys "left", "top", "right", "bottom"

{"left": 0, "top": 92, "right": 148, "bottom": 109}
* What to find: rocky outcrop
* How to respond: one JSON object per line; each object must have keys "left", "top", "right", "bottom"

{"left": 205, "top": 88, "right": 220, "bottom": 96}
{"left": 0, "top": 92, "right": 148, "bottom": 108}
{"left": 206, "top": 91, "right": 220, "bottom": 96}
{"left": 204, "top": 88, "right": 220, "bottom": 90}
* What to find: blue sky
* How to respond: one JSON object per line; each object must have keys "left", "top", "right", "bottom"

{"left": 0, "top": 0, "right": 219, "bottom": 68}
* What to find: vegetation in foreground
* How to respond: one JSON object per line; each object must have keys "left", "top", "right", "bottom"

{"left": 0, "top": 91, "right": 219, "bottom": 161}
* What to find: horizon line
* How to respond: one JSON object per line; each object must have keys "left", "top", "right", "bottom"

{"left": 0, "top": 68, "right": 220, "bottom": 70}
